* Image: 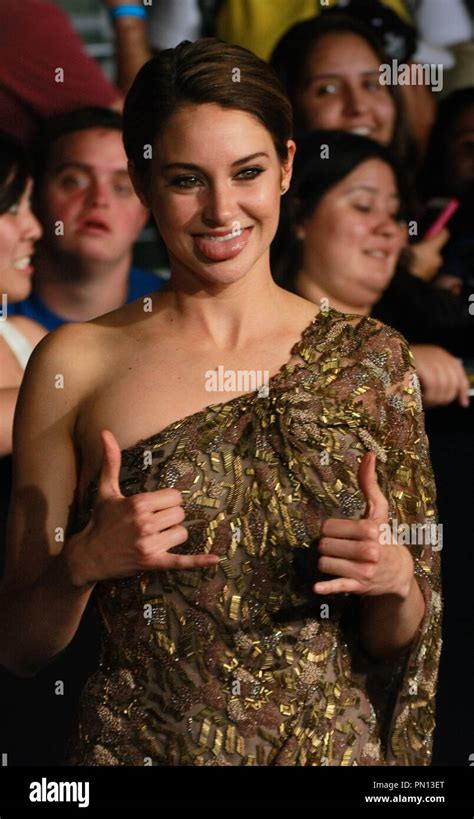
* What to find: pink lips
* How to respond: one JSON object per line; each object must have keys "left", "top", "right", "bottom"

{"left": 76, "top": 218, "right": 110, "bottom": 235}
{"left": 192, "top": 227, "right": 253, "bottom": 262}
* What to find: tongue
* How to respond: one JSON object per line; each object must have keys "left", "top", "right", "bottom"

{"left": 193, "top": 228, "right": 250, "bottom": 261}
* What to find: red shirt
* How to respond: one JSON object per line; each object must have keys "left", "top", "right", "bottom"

{"left": 0, "top": 0, "right": 120, "bottom": 145}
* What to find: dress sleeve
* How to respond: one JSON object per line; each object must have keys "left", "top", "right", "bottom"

{"left": 364, "top": 327, "right": 443, "bottom": 765}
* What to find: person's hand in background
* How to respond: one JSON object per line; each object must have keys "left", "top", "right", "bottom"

{"left": 102, "top": 0, "right": 142, "bottom": 9}
{"left": 408, "top": 228, "right": 450, "bottom": 281}
{"left": 101, "top": 0, "right": 152, "bottom": 94}
{"left": 411, "top": 344, "right": 470, "bottom": 408}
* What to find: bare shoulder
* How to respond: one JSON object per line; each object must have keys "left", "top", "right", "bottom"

{"left": 23, "top": 320, "right": 111, "bottom": 410}
{"left": 29, "top": 320, "right": 100, "bottom": 364}
{"left": 31, "top": 297, "right": 148, "bottom": 364}
{"left": 88, "top": 291, "right": 160, "bottom": 331}
{"left": 276, "top": 289, "right": 323, "bottom": 329}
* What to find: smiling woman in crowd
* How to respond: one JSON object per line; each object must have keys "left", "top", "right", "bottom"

{"left": 0, "top": 133, "right": 46, "bottom": 457}
{"left": 0, "top": 132, "right": 46, "bottom": 571}
{"left": 272, "top": 129, "right": 470, "bottom": 409}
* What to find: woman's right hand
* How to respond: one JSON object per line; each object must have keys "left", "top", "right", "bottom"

{"left": 411, "top": 344, "right": 470, "bottom": 409}
{"left": 66, "top": 429, "right": 219, "bottom": 587}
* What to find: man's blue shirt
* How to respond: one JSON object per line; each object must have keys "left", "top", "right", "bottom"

{"left": 9, "top": 267, "right": 166, "bottom": 330}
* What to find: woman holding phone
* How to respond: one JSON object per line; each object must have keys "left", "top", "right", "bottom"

{"left": 0, "top": 39, "right": 441, "bottom": 767}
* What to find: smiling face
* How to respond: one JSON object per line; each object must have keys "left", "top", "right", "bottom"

{"left": 37, "top": 128, "right": 149, "bottom": 266}
{"left": 0, "top": 179, "right": 42, "bottom": 302}
{"left": 296, "top": 159, "right": 405, "bottom": 313}
{"left": 295, "top": 33, "right": 396, "bottom": 145}
{"left": 132, "top": 103, "right": 294, "bottom": 288}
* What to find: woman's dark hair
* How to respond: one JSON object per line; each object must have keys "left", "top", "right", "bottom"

{"left": 270, "top": 13, "right": 413, "bottom": 164}
{"left": 421, "top": 86, "right": 474, "bottom": 199}
{"left": 0, "top": 132, "right": 30, "bottom": 215}
{"left": 123, "top": 37, "right": 293, "bottom": 185}
{"left": 271, "top": 129, "right": 405, "bottom": 288}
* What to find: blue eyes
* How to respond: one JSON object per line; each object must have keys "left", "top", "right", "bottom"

{"left": 170, "top": 167, "right": 265, "bottom": 189}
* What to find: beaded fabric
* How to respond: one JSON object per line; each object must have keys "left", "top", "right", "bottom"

{"left": 67, "top": 308, "right": 442, "bottom": 766}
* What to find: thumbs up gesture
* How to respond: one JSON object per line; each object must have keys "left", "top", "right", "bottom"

{"left": 314, "top": 452, "right": 414, "bottom": 598}
{"left": 67, "top": 430, "right": 219, "bottom": 587}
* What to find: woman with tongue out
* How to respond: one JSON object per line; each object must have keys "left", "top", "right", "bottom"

{"left": 1, "top": 39, "right": 441, "bottom": 767}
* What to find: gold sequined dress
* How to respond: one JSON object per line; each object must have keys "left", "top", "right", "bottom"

{"left": 67, "top": 309, "right": 442, "bottom": 766}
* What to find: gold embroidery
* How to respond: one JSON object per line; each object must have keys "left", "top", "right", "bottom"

{"left": 68, "top": 310, "right": 441, "bottom": 767}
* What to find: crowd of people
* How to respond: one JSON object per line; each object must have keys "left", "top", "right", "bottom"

{"left": 0, "top": 0, "right": 472, "bottom": 768}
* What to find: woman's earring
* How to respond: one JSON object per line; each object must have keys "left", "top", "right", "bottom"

{"left": 280, "top": 184, "right": 287, "bottom": 195}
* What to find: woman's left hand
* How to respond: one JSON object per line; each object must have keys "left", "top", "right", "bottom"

{"left": 314, "top": 452, "right": 414, "bottom": 599}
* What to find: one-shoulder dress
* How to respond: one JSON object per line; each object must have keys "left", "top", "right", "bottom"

{"left": 67, "top": 309, "right": 442, "bottom": 766}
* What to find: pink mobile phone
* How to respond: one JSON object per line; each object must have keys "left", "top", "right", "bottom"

{"left": 423, "top": 197, "right": 460, "bottom": 239}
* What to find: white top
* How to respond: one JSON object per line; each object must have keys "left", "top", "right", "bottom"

{"left": 0, "top": 319, "right": 35, "bottom": 370}
{"left": 147, "top": 0, "right": 202, "bottom": 50}
{"left": 409, "top": 0, "right": 473, "bottom": 47}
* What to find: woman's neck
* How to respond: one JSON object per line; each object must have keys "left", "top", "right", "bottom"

{"left": 163, "top": 255, "right": 297, "bottom": 348}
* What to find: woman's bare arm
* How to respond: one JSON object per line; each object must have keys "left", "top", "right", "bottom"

{"left": 0, "top": 325, "right": 96, "bottom": 677}
{"left": 360, "top": 571, "right": 425, "bottom": 659}
{"left": 0, "top": 323, "right": 219, "bottom": 678}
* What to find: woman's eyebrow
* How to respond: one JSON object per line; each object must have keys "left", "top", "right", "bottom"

{"left": 232, "top": 152, "right": 269, "bottom": 166}
{"left": 303, "top": 73, "right": 340, "bottom": 85}
{"left": 347, "top": 185, "right": 399, "bottom": 198}
{"left": 305, "top": 69, "right": 380, "bottom": 82}
{"left": 161, "top": 152, "right": 269, "bottom": 173}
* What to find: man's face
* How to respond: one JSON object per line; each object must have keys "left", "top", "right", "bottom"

{"left": 37, "top": 128, "right": 148, "bottom": 265}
